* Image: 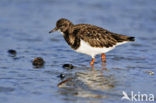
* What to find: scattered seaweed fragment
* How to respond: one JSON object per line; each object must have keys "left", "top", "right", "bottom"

{"left": 57, "top": 78, "right": 73, "bottom": 87}
{"left": 62, "top": 64, "right": 74, "bottom": 69}
{"left": 144, "top": 70, "right": 154, "bottom": 75}
{"left": 32, "top": 57, "right": 45, "bottom": 68}
{"left": 8, "top": 49, "right": 16, "bottom": 57}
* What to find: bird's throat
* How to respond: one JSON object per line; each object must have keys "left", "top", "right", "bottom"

{"left": 63, "top": 30, "right": 80, "bottom": 50}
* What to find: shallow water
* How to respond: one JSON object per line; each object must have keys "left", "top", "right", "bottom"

{"left": 0, "top": 0, "right": 156, "bottom": 103}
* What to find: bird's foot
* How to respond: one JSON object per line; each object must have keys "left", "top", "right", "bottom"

{"left": 90, "top": 58, "right": 95, "bottom": 66}
{"left": 101, "top": 53, "right": 106, "bottom": 62}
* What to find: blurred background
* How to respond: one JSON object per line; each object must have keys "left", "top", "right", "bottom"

{"left": 0, "top": 0, "right": 156, "bottom": 103}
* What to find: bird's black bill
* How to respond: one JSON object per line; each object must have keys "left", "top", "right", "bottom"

{"left": 49, "top": 27, "right": 57, "bottom": 33}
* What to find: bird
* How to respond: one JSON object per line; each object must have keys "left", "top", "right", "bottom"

{"left": 49, "top": 18, "right": 135, "bottom": 66}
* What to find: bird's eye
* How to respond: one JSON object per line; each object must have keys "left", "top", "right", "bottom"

{"left": 57, "top": 24, "right": 67, "bottom": 28}
{"left": 59, "top": 25, "right": 63, "bottom": 27}
{"left": 64, "top": 24, "right": 67, "bottom": 27}
{"left": 59, "top": 24, "right": 66, "bottom": 27}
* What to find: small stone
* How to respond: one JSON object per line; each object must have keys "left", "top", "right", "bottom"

{"left": 32, "top": 57, "right": 45, "bottom": 68}
{"left": 8, "top": 49, "right": 16, "bottom": 56}
{"left": 58, "top": 73, "right": 65, "bottom": 79}
{"left": 144, "top": 70, "right": 154, "bottom": 75}
{"left": 62, "top": 64, "right": 74, "bottom": 69}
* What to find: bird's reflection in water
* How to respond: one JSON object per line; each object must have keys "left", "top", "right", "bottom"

{"left": 58, "top": 64, "right": 115, "bottom": 98}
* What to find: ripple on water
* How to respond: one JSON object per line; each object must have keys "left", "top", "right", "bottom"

{"left": 0, "top": 87, "right": 14, "bottom": 93}
{"left": 57, "top": 68, "right": 115, "bottom": 98}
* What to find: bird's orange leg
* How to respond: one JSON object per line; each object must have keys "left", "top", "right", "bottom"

{"left": 101, "top": 53, "right": 106, "bottom": 62}
{"left": 90, "top": 58, "right": 95, "bottom": 66}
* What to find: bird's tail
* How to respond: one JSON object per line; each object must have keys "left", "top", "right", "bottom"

{"left": 127, "top": 37, "right": 135, "bottom": 41}
{"left": 111, "top": 34, "right": 135, "bottom": 42}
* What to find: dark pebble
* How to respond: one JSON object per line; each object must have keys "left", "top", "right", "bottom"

{"left": 32, "top": 57, "right": 45, "bottom": 68}
{"left": 58, "top": 73, "right": 65, "bottom": 79}
{"left": 8, "top": 49, "right": 16, "bottom": 56}
{"left": 62, "top": 64, "right": 74, "bottom": 69}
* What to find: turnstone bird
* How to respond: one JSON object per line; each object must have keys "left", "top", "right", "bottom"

{"left": 49, "top": 18, "right": 135, "bottom": 65}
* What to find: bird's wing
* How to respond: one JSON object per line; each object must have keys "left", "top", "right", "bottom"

{"left": 76, "top": 25, "right": 118, "bottom": 48}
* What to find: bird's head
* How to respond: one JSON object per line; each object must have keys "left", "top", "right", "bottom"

{"left": 49, "top": 18, "right": 73, "bottom": 33}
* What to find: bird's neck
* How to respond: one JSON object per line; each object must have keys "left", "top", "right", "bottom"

{"left": 63, "top": 29, "right": 75, "bottom": 45}
{"left": 63, "top": 27, "right": 80, "bottom": 49}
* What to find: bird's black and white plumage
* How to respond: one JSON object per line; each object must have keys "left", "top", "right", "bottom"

{"left": 49, "top": 18, "right": 135, "bottom": 65}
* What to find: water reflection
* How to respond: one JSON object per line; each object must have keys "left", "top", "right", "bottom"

{"left": 58, "top": 64, "right": 115, "bottom": 98}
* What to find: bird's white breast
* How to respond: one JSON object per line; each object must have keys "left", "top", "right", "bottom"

{"left": 76, "top": 40, "right": 115, "bottom": 58}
